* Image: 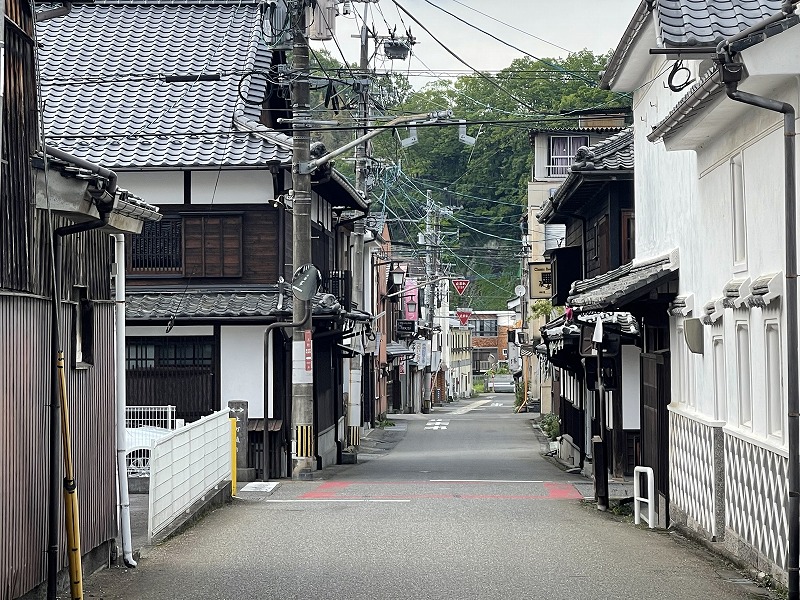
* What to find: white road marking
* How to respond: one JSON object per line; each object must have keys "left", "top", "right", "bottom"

{"left": 425, "top": 418, "right": 449, "bottom": 430}
{"left": 450, "top": 399, "right": 492, "bottom": 415}
{"left": 490, "top": 402, "right": 504, "bottom": 407}
{"left": 240, "top": 482, "right": 280, "bottom": 493}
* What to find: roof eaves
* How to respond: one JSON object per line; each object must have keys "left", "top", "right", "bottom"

{"left": 647, "top": 68, "right": 725, "bottom": 142}
{"left": 600, "top": 1, "right": 652, "bottom": 89}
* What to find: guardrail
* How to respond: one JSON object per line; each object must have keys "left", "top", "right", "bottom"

{"left": 634, "top": 465, "right": 655, "bottom": 529}
{"left": 148, "top": 409, "right": 232, "bottom": 542}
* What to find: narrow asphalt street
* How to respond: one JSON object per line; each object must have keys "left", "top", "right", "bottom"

{"left": 82, "top": 396, "right": 775, "bottom": 599}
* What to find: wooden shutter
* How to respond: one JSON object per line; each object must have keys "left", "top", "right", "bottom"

{"left": 183, "top": 214, "right": 242, "bottom": 278}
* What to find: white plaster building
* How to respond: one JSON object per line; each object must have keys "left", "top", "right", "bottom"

{"left": 602, "top": 0, "right": 798, "bottom": 581}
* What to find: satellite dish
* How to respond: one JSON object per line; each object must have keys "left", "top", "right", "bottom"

{"left": 514, "top": 285, "right": 526, "bottom": 298}
{"left": 292, "top": 264, "right": 321, "bottom": 301}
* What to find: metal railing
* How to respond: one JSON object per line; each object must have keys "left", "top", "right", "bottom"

{"left": 125, "top": 405, "right": 178, "bottom": 477}
{"left": 125, "top": 405, "right": 177, "bottom": 430}
{"left": 634, "top": 465, "right": 656, "bottom": 529}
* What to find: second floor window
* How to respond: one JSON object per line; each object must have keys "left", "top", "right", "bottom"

{"left": 130, "top": 213, "right": 243, "bottom": 278}
{"left": 548, "top": 135, "right": 588, "bottom": 177}
{"left": 469, "top": 318, "right": 498, "bottom": 337}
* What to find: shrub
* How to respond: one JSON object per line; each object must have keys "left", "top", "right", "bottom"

{"left": 539, "top": 413, "right": 561, "bottom": 441}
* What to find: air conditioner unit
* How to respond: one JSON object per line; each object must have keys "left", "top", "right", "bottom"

{"left": 306, "top": 0, "right": 336, "bottom": 41}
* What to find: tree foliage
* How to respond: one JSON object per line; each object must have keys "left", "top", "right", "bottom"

{"left": 305, "top": 50, "right": 630, "bottom": 310}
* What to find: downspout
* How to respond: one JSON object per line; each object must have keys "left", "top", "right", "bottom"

{"left": 113, "top": 234, "right": 137, "bottom": 568}
{"left": 717, "top": 10, "right": 798, "bottom": 594}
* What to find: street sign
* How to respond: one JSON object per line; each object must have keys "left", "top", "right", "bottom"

{"left": 304, "top": 330, "right": 313, "bottom": 371}
{"left": 456, "top": 308, "right": 472, "bottom": 326}
{"left": 396, "top": 319, "right": 416, "bottom": 336}
{"left": 529, "top": 262, "right": 552, "bottom": 299}
{"left": 452, "top": 279, "right": 470, "bottom": 295}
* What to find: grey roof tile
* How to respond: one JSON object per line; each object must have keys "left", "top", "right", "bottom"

{"left": 655, "top": 0, "right": 785, "bottom": 46}
{"left": 38, "top": 3, "right": 291, "bottom": 168}
{"left": 567, "top": 249, "right": 679, "bottom": 312}
{"left": 126, "top": 288, "right": 350, "bottom": 320}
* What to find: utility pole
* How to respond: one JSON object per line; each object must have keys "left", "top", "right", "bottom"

{"left": 290, "top": 1, "right": 314, "bottom": 480}
{"left": 348, "top": 3, "right": 371, "bottom": 453}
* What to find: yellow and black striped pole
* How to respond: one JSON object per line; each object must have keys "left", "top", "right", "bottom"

{"left": 348, "top": 425, "right": 360, "bottom": 448}
{"left": 295, "top": 425, "right": 314, "bottom": 458}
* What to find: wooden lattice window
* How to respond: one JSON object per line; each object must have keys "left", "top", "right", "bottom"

{"left": 130, "top": 216, "right": 183, "bottom": 274}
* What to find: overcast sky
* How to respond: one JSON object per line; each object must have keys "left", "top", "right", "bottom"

{"left": 313, "top": 0, "right": 641, "bottom": 86}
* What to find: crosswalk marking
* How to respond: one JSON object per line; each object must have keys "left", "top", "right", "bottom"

{"left": 450, "top": 399, "right": 491, "bottom": 415}
{"left": 425, "top": 419, "right": 449, "bottom": 430}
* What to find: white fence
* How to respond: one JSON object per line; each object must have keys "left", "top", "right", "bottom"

{"left": 148, "top": 409, "right": 232, "bottom": 542}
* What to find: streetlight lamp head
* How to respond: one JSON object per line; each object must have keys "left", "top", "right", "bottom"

{"left": 389, "top": 266, "right": 405, "bottom": 287}
{"left": 406, "top": 300, "right": 417, "bottom": 314}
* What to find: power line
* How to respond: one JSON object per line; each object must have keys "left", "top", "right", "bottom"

{"left": 447, "top": 0, "right": 573, "bottom": 55}
{"left": 388, "top": 0, "right": 538, "bottom": 112}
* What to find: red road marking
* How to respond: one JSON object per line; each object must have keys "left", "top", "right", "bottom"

{"left": 543, "top": 482, "right": 583, "bottom": 500}
{"left": 295, "top": 480, "right": 582, "bottom": 501}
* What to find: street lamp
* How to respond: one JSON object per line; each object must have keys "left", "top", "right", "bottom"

{"left": 406, "top": 299, "right": 417, "bottom": 314}
{"left": 387, "top": 264, "right": 405, "bottom": 301}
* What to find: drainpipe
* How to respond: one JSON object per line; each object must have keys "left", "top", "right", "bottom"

{"left": 46, "top": 145, "right": 118, "bottom": 197}
{"left": 113, "top": 234, "right": 137, "bottom": 568}
{"left": 717, "top": 14, "right": 798, "bottom": 595}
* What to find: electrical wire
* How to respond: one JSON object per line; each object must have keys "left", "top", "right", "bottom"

{"left": 388, "top": 0, "right": 539, "bottom": 112}
{"left": 447, "top": 0, "right": 573, "bottom": 55}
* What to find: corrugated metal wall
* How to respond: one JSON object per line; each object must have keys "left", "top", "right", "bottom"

{"left": 0, "top": 295, "right": 117, "bottom": 598}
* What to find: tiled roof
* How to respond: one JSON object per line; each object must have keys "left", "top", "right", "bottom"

{"left": 127, "top": 289, "right": 287, "bottom": 320}
{"left": 38, "top": 2, "right": 292, "bottom": 169}
{"left": 655, "top": 0, "right": 786, "bottom": 46}
{"left": 570, "top": 127, "right": 634, "bottom": 171}
{"left": 538, "top": 128, "right": 634, "bottom": 224}
{"left": 126, "top": 286, "right": 354, "bottom": 320}
{"left": 601, "top": 0, "right": 787, "bottom": 88}
{"left": 567, "top": 249, "right": 679, "bottom": 312}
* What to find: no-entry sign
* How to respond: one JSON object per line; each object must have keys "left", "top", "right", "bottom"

{"left": 452, "top": 279, "right": 470, "bottom": 295}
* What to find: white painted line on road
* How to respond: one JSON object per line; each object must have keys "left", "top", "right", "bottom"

{"left": 450, "top": 399, "right": 491, "bottom": 415}
{"left": 490, "top": 402, "right": 504, "bottom": 407}
{"left": 430, "top": 479, "right": 549, "bottom": 483}
{"left": 425, "top": 418, "right": 449, "bottom": 430}
{"left": 263, "top": 499, "right": 411, "bottom": 503}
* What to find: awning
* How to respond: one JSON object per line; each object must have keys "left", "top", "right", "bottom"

{"left": 248, "top": 419, "right": 283, "bottom": 432}
{"left": 567, "top": 250, "right": 679, "bottom": 313}
{"left": 386, "top": 341, "right": 415, "bottom": 359}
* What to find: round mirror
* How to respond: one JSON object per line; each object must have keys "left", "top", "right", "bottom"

{"left": 292, "top": 264, "right": 321, "bottom": 301}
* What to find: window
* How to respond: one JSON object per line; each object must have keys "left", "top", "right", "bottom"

{"left": 766, "top": 322, "right": 782, "bottom": 437}
{"left": 73, "top": 287, "right": 94, "bottom": 368}
{"left": 468, "top": 318, "right": 498, "bottom": 337}
{"left": 130, "top": 216, "right": 183, "bottom": 274}
{"left": 712, "top": 337, "right": 726, "bottom": 421}
{"left": 621, "top": 210, "right": 635, "bottom": 263}
{"left": 731, "top": 154, "right": 747, "bottom": 267}
{"left": 548, "top": 135, "right": 589, "bottom": 177}
{"left": 736, "top": 322, "right": 752, "bottom": 427}
{"left": 126, "top": 336, "right": 213, "bottom": 370}
{"left": 130, "top": 213, "right": 243, "bottom": 277}
{"left": 594, "top": 216, "right": 609, "bottom": 272}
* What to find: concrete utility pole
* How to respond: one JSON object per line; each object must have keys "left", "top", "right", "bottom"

{"left": 290, "top": 2, "right": 314, "bottom": 479}
{"left": 347, "top": 3, "right": 371, "bottom": 453}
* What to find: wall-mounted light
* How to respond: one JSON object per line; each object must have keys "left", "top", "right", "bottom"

{"left": 406, "top": 299, "right": 417, "bottom": 314}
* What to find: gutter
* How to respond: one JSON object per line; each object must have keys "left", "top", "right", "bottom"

{"left": 46, "top": 144, "right": 118, "bottom": 199}
{"left": 716, "top": 3, "right": 799, "bottom": 596}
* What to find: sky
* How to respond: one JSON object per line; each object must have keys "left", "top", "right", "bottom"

{"left": 312, "top": 0, "right": 642, "bottom": 87}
